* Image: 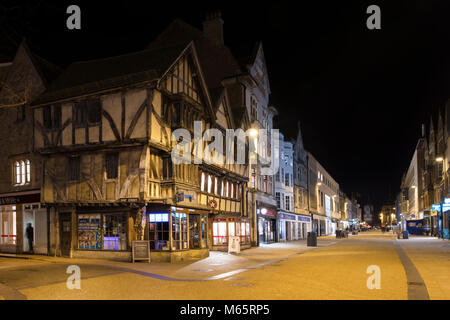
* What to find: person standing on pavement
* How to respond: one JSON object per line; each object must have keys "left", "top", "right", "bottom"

{"left": 26, "top": 222, "right": 34, "bottom": 252}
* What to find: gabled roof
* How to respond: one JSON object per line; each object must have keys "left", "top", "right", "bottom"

{"left": 0, "top": 39, "right": 62, "bottom": 106}
{"left": 148, "top": 18, "right": 244, "bottom": 127}
{"left": 32, "top": 41, "right": 191, "bottom": 106}
{"left": 149, "top": 19, "right": 242, "bottom": 90}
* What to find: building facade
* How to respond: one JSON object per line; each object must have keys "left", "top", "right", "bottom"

{"left": 0, "top": 40, "right": 61, "bottom": 254}
{"left": 31, "top": 40, "right": 249, "bottom": 262}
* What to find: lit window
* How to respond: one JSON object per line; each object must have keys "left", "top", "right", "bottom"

{"left": 25, "top": 160, "right": 31, "bottom": 183}
{"left": 13, "top": 159, "right": 31, "bottom": 185}
{"left": 201, "top": 172, "right": 205, "bottom": 192}
{"left": 207, "top": 175, "right": 212, "bottom": 193}
{"left": 214, "top": 177, "right": 218, "bottom": 195}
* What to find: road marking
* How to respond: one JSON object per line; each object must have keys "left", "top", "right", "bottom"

{"left": 394, "top": 241, "right": 430, "bottom": 300}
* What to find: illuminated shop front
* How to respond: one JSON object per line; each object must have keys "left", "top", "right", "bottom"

{"left": 0, "top": 205, "right": 16, "bottom": 249}
{"left": 0, "top": 191, "right": 44, "bottom": 254}
{"left": 146, "top": 205, "right": 210, "bottom": 261}
{"left": 77, "top": 213, "right": 128, "bottom": 251}
{"left": 257, "top": 205, "right": 277, "bottom": 244}
{"left": 278, "top": 213, "right": 311, "bottom": 241}
{"left": 278, "top": 212, "right": 296, "bottom": 241}
{"left": 211, "top": 217, "right": 250, "bottom": 250}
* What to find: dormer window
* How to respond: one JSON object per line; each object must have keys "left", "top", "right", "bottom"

{"left": 13, "top": 159, "right": 31, "bottom": 185}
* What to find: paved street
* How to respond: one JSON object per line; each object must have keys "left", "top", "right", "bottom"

{"left": 0, "top": 231, "right": 448, "bottom": 300}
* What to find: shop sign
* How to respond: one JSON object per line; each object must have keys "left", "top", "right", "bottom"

{"left": 258, "top": 208, "right": 275, "bottom": 216}
{"left": 443, "top": 203, "right": 450, "bottom": 212}
{"left": 0, "top": 192, "right": 40, "bottom": 205}
{"left": 432, "top": 204, "right": 441, "bottom": 212}
{"left": 132, "top": 240, "right": 150, "bottom": 263}
{"left": 297, "top": 215, "right": 311, "bottom": 223}
{"left": 119, "top": 197, "right": 139, "bottom": 203}
{"left": 228, "top": 236, "right": 240, "bottom": 254}
{"left": 278, "top": 212, "right": 296, "bottom": 221}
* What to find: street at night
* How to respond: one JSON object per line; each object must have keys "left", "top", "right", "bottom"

{"left": 1, "top": 231, "right": 448, "bottom": 300}
{"left": 0, "top": 1, "right": 449, "bottom": 310}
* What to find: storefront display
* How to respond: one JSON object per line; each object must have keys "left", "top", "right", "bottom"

{"left": 212, "top": 217, "right": 250, "bottom": 247}
{"left": 0, "top": 206, "right": 16, "bottom": 245}
{"left": 148, "top": 207, "right": 208, "bottom": 251}
{"left": 77, "top": 213, "right": 127, "bottom": 251}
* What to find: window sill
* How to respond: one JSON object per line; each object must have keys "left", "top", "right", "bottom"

{"left": 13, "top": 183, "right": 31, "bottom": 187}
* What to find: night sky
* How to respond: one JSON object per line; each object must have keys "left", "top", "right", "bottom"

{"left": 1, "top": 1, "right": 449, "bottom": 211}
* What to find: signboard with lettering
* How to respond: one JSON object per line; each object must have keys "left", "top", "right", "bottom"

{"left": 228, "top": 236, "right": 240, "bottom": 254}
{"left": 132, "top": 240, "right": 150, "bottom": 263}
{"left": 432, "top": 204, "right": 441, "bottom": 212}
{"left": 297, "top": 215, "right": 311, "bottom": 223}
{"left": 0, "top": 192, "right": 40, "bottom": 205}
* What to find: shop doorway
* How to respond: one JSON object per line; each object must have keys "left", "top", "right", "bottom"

{"left": 23, "top": 210, "right": 34, "bottom": 253}
{"left": 60, "top": 213, "right": 72, "bottom": 257}
{"left": 189, "top": 214, "right": 200, "bottom": 249}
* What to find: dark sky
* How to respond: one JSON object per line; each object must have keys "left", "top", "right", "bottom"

{"left": 1, "top": 0, "right": 449, "bottom": 211}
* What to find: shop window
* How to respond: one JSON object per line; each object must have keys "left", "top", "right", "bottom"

{"left": 213, "top": 220, "right": 227, "bottom": 245}
{"left": 13, "top": 159, "right": 31, "bottom": 185}
{"left": 0, "top": 207, "right": 16, "bottom": 245}
{"left": 172, "top": 212, "right": 188, "bottom": 250}
{"left": 201, "top": 215, "right": 207, "bottom": 247}
{"left": 103, "top": 214, "right": 127, "bottom": 250}
{"left": 189, "top": 214, "right": 201, "bottom": 249}
{"left": 149, "top": 213, "right": 170, "bottom": 251}
{"left": 106, "top": 153, "right": 119, "bottom": 179}
{"left": 212, "top": 218, "right": 250, "bottom": 246}
{"left": 77, "top": 213, "right": 127, "bottom": 250}
{"left": 77, "top": 214, "right": 102, "bottom": 250}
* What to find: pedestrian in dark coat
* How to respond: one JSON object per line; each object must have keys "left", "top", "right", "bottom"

{"left": 26, "top": 223, "right": 34, "bottom": 252}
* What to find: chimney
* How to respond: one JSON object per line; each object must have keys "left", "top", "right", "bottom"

{"left": 203, "top": 11, "right": 224, "bottom": 47}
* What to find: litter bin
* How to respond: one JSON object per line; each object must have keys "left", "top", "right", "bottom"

{"left": 402, "top": 231, "right": 409, "bottom": 239}
{"left": 307, "top": 231, "right": 317, "bottom": 247}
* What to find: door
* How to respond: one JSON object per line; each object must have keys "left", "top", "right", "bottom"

{"left": 60, "top": 213, "right": 72, "bottom": 257}
{"left": 189, "top": 215, "right": 200, "bottom": 249}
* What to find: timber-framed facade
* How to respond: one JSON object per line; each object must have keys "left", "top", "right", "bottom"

{"left": 32, "top": 41, "right": 249, "bottom": 262}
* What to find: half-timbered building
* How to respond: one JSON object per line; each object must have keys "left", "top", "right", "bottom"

{"left": 32, "top": 39, "right": 249, "bottom": 261}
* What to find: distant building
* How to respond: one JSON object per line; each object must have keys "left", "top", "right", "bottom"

{"left": 363, "top": 204, "right": 374, "bottom": 224}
